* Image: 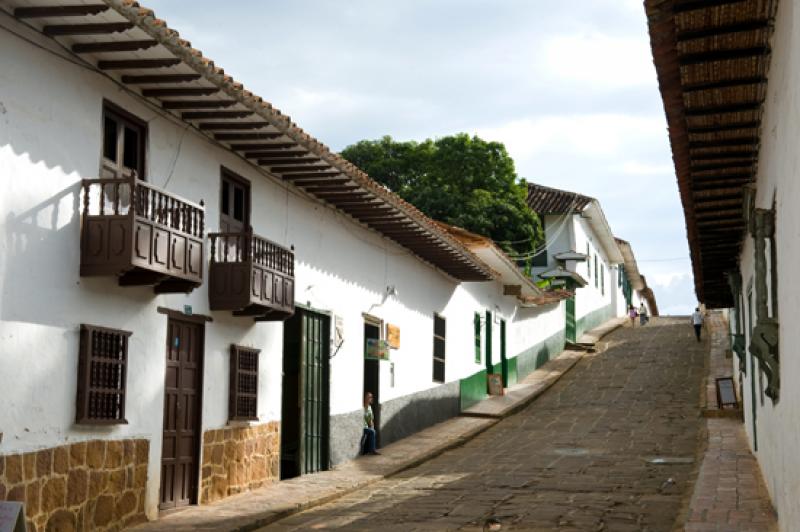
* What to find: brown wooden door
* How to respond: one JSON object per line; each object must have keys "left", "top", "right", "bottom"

{"left": 160, "top": 318, "right": 204, "bottom": 510}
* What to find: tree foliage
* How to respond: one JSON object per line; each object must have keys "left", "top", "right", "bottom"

{"left": 341, "top": 134, "right": 541, "bottom": 255}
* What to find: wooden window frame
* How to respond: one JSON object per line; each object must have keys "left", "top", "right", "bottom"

{"left": 474, "top": 312, "right": 481, "bottom": 364}
{"left": 76, "top": 324, "right": 132, "bottom": 425}
{"left": 101, "top": 100, "right": 147, "bottom": 180}
{"left": 220, "top": 167, "right": 251, "bottom": 231}
{"left": 601, "top": 264, "right": 605, "bottom": 295}
{"left": 432, "top": 314, "right": 446, "bottom": 383}
{"left": 229, "top": 345, "right": 260, "bottom": 421}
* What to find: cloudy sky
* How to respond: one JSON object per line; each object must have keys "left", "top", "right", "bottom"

{"left": 145, "top": 0, "right": 697, "bottom": 314}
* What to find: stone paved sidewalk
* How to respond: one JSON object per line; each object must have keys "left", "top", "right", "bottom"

{"left": 132, "top": 318, "right": 624, "bottom": 532}
{"left": 684, "top": 312, "right": 778, "bottom": 531}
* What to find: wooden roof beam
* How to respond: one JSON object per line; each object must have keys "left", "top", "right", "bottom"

{"left": 688, "top": 137, "right": 759, "bottom": 148}
{"left": 690, "top": 161, "right": 754, "bottom": 172}
{"left": 122, "top": 74, "right": 201, "bottom": 84}
{"left": 199, "top": 122, "right": 270, "bottom": 130}
{"left": 43, "top": 23, "right": 133, "bottom": 36}
{"left": 162, "top": 100, "right": 237, "bottom": 110}
{"left": 99, "top": 58, "right": 181, "bottom": 70}
{"left": 182, "top": 111, "right": 253, "bottom": 120}
{"left": 676, "top": 19, "right": 771, "bottom": 41}
{"left": 687, "top": 120, "right": 759, "bottom": 133}
{"left": 237, "top": 143, "right": 299, "bottom": 151}
{"left": 143, "top": 88, "right": 219, "bottom": 97}
{"left": 679, "top": 46, "right": 769, "bottom": 66}
{"left": 72, "top": 40, "right": 157, "bottom": 53}
{"left": 682, "top": 76, "right": 766, "bottom": 93}
{"left": 272, "top": 165, "right": 332, "bottom": 173}
{"left": 691, "top": 151, "right": 757, "bottom": 160}
{"left": 276, "top": 171, "right": 340, "bottom": 179}
{"left": 256, "top": 157, "right": 321, "bottom": 166}
{"left": 215, "top": 132, "right": 283, "bottom": 141}
{"left": 302, "top": 186, "right": 361, "bottom": 194}
{"left": 290, "top": 177, "right": 349, "bottom": 186}
{"left": 672, "top": 0, "right": 748, "bottom": 14}
{"left": 16, "top": 5, "right": 109, "bottom": 18}
{"left": 684, "top": 101, "right": 762, "bottom": 116}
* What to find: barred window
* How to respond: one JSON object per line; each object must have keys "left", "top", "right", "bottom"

{"left": 76, "top": 324, "right": 131, "bottom": 424}
{"left": 229, "top": 345, "right": 260, "bottom": 421}
{"left": 433, "top": 314, "right": 446, "bottom": 383}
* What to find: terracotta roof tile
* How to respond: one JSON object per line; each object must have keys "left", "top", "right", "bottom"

{"left": 526, "top": 183, "right": 593, "bottom": 214}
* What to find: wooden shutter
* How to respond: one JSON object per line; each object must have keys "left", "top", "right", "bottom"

{"left": 432, "top": 314, "right": 446, "bottom": 383}
{"left": 229, "top": 345, "right": 260, "bottom": 421}
{"left": 76, "top": 324, "right": 131, "bottom": 424}
{"left": 473, "top": 312, "right": 481, "bottom": 363}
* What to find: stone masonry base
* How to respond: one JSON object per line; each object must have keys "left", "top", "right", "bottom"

{"left": 200, "top": 421, "right": 280, "bottom": 504}
{"left": 0, "top": 438, "right": 149, "bottom": 532}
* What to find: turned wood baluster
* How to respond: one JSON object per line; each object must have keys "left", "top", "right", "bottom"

{"left": 82, "top": 182, "right": 90, "bottom": 216}
{"left": 210, "top": 235, "right": 216, "bottom": 264}
{"left": 199, "top": 201, "right": 205, "bottom": 237}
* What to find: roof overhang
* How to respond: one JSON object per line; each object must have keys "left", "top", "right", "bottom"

{"left": 581, "top": 201, "right": 624, "bottom": 264}
{"left": 539, "top": 267, "right": 588, "bottom": 288}
{"left": 2, "top": 0, "right": 493, "bottom": 282}
{"left": 554, "top": 251, "right": 588, "bottom": 262}
{"left": 615, "top": 238, "right": 645, "bottom": 292}
{"left": 645, "top": 0, "right": 778, "bottom": 307}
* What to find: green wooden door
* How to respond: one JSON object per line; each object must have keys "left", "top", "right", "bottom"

{"left": 566, "top": 296, "right": 576, "bottom": 343}
{"left": 301, "top": 310, "right": 330, "bottom": 475}
{"left": 500, "top": 319, "right": 508, "bottom": 387}
{"left": 485, "top": 310, "right": 493, "bottom": 374}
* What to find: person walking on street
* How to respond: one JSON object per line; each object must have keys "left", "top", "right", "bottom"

{"left": 639, "top": 303, "right": 649, "bottom": 326}
{"left": 692, "top": 308, "right": 704, "bottom": 342}
{"left": 361, "top": 392, "right": 380, "bottom": 455}
{"left": 628, "top": 304, "right": 637, "bottom": 327}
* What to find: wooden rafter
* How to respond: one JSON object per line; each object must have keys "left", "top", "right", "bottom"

{"left": 99, "top": 58, "right": 181, "bottom": 70}
{"left": 198, "top": 122, "right": 269, "bottom": 130}
{"left": 122, "top": 74, "right": 201, "bottom": 84}
{"left": 161, "top": 100, "right": 237, "bottom": 109}
{"left": 142, "top": 88, "right": 219, "bottom": 97}
{"left": 682, "top": 76, "right": 766, "bottom": 93}
{"left": 182, "top": 111, "right": 253, "bottom": 120}
{"left": 16, "top": 5, "right": 109, "bottom": 18}
{"left": 214, "top": 132, "right": 283, "bottom": 141}
{"left": 73, "top": 40, "right": 157, "bottom": 53}
{"left": 684, "top": 101, "right": 762, "bottom": 116}
{"left": 43, "top": 22, "right": 133, "bottom": 36}
{"left": 678, "top": 46, "right": 769, "bottom": 66}
{"left": 676, "top": 19, "right": 770, "bottom": 41}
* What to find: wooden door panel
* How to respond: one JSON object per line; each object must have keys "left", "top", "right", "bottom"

{"left": 160, "top": 319, "right": 203, "bottom": 510}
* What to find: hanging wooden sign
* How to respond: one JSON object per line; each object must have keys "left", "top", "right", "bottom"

{"left": 386, "top": 324, "right": 400, "bottom": 349}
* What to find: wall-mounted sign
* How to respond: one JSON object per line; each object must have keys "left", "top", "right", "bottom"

{"left": 386, "top": 324, "right": 400, "bottom": 349}
{"left": 365, "top": 338, "right": 390, "bottom": 361}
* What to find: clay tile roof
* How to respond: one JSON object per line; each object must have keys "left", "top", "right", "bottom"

{"left": 526, "top": 183, "right": 594, "bottom": 215}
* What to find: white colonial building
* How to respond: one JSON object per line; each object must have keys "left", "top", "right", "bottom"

{"left": 0, "top": 2, "right": 596, "bottom": 530}
{"left": 647, "top": 0, "right": 796, "bottom": 529}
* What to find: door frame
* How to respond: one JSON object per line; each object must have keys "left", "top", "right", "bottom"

{"left": 159, "top": 315, "right": 205, "bottom": 511}
{"left": 362, "top": 314, "right": 383, "bottom": 447}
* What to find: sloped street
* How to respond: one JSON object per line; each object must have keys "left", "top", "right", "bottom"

{"left": 263, "top": 318, "right": 706, "bottom": 531}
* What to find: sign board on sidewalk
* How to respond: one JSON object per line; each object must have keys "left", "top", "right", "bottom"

{"left": 487, "top": 373, "right": 504, "bottom": 396}
{"left": 0, "top": 502, "right": 26, "bottom": 532}
{"left": 716, "top": 377, "right": 738, "bottom": 409}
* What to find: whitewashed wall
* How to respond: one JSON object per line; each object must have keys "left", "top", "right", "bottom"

{"left": 733, "top": 1, "right": 800, "bottom": 527}
{"left": 571, "top": 216, "right": 616, "bottom": 323}
{"left": 0, "top": 19, "right": 572, "bottom": 519}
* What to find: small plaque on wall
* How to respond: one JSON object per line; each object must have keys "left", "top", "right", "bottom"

{"left": 365, "top": 338, "right": 390, "bottom": 360}
{"left": 386, "top": 324, "right": 400, "bottom": 349}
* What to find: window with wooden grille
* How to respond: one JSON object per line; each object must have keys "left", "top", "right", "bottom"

{"left": 473, "top": 312, "right": 481, "bottom": 364}
{"left": 76, "top": 324, "right": 131, "bottom": 424}
{"left": 433, "top": 314, "right": 446, "bottom": 383}
{"left": 229, "top": 345, "right": 260, "bottom": 421}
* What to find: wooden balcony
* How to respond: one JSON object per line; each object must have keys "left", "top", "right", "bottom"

{"left": 208, "top": 229, "right": 295, "bottom": 321}
{"left": 80, "top": 175, "right": 205, "bottom": 293}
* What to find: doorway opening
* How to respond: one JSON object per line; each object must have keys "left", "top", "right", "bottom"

{"left": 281, "top": 308, "right": 331, "bottom": 480}
{"left": 363, "top": 318, "right": 381, "bottom": 449}
{"left": 160, "top": 317, "right": 204, "bottom": 510}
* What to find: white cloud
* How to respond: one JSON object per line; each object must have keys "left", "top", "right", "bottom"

{"left": 618, "top": 161, "right": 674, "bottom": 176}
{"left": 538, "top": 32, "right": 657, "bottom": 89}
{"left": 474, "top": 113, "right": 667, "bottom": 162}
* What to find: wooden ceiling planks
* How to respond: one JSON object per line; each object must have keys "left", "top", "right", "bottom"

{"left": 646, "top": 0, "right": 777, "bottom": 307}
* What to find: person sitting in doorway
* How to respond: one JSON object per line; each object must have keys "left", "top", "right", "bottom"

{"left": 361, "top": 391, "right": 380, "bottom": 455}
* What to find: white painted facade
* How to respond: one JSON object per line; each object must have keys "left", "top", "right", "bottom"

{"left": 728, "top": 2, "right": 800, "bottom": 528}
{"left": 0, "top": 18, "right": 569, "bottom": 520}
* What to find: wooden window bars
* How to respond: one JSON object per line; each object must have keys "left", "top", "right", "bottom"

{"left": 76, "top": 324, "right": 131, "bottom": 424}
{"left": 229, "top": 345, "right": 260, "bottom": 421}
{"left": 433, "top": 314, "right": 446, "bottom": 383}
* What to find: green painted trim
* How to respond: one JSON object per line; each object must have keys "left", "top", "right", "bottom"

{"left": 512, "top": 328, "right": 566, "bottom": 380}
{"left": 576, "top": 303, "right": 614, "bottom": 340}
{"left": 459, "top": 369, "right": 488, "bottom": 410}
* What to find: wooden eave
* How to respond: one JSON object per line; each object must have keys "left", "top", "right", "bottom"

{"left": 645, "top": 0, "right": 778, "bottom": 308}
{"left": 4, "top": 0, "right": 493, "bottom": 282}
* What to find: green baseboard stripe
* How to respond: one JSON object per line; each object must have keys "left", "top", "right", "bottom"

{"left": 576, "top": 304, "right": 614, "bottom": 340}
{"left": 459, "top": 368, "right": 488, "bottom": 411}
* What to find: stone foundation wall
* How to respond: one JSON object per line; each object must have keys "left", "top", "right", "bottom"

{"left": 0, "top": 438, "right": 148, "bottom": 532}
{"left": 201, "top": 422, "right": 280, "bottom": 503}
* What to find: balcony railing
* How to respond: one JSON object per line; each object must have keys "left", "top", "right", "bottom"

{"left": 208, "top": 229, "right": 295, "bottom": 321}
{"left": 80, "top": 174, "right": 205, "bottom": 293}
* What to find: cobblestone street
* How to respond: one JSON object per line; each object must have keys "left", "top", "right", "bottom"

{"left": 263, "top": 318, "right": 706, "bottom": 531}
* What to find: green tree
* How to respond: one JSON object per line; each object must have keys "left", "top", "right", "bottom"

{"left": 341, "top": 134, "right": 541, "bottom": 255}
